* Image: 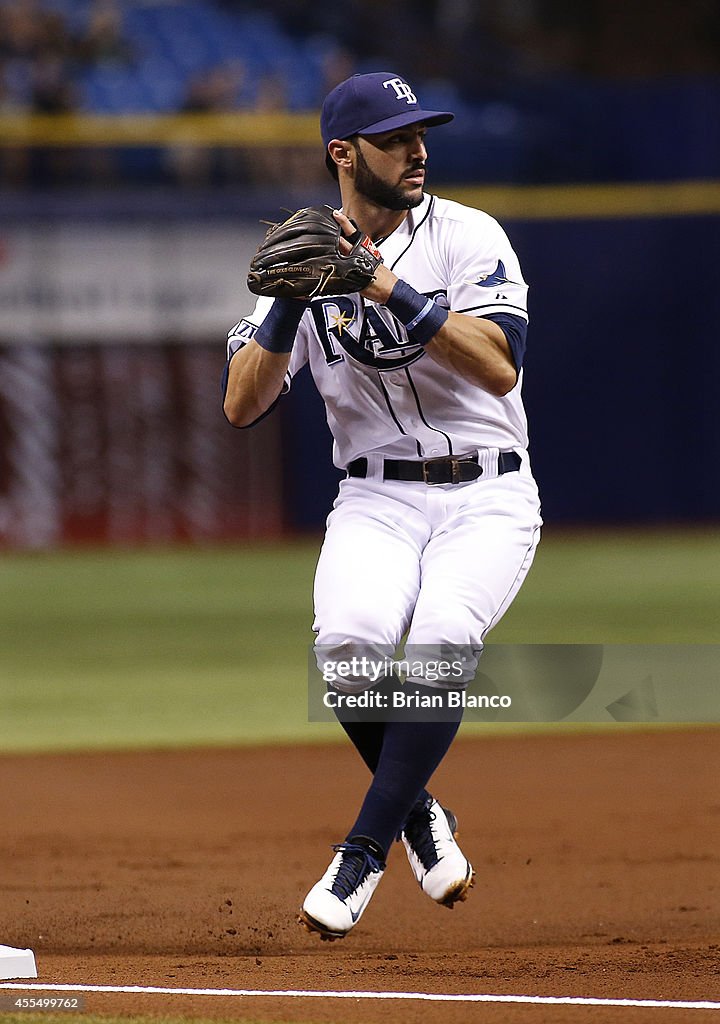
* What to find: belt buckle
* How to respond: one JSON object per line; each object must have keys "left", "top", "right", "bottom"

{"left": 422, "top": 456, "right": 461, "bottom": 485}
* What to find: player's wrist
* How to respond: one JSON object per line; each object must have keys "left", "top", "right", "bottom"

{"left": 254, "top": 298, "right": 307, "bottom": 353}
{"left": 360, "top": 264, "right": 395, "bottom": 304}
{"left": 385, "top": 280, "right": 449, "bottom": 346}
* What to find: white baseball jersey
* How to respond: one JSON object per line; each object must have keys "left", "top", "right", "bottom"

{"left": 228, "top": 193, "right": 529, "bottom": 468}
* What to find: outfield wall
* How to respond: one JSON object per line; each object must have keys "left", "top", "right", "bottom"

{"left": 0, "top": 342, "right": 283, "bottom": 547}
{"left": 0, "top": 185, "right": 718, "bottom": 546}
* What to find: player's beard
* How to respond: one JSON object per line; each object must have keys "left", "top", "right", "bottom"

{"left": 352, "top": 144, "right": 425, "bottom": 211}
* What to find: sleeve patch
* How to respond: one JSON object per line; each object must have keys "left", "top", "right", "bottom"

{"left": 467, "top": 259, "right": 521, "bottom": 289}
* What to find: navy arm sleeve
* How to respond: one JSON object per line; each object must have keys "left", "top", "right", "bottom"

{"left": 479, "top": 312, "right": 528, "bottom": 372}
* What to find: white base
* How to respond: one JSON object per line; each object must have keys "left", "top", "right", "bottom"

{"left": 0, "top": 945, "right": 37, "bottom": 980}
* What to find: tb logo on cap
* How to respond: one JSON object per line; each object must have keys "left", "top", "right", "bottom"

{"left": 382, "top": 78, "right": 417, "bottom": 104}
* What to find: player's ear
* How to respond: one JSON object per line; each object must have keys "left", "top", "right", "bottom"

{"left": 327, "top": 139, "right": 353, "bottom": 174}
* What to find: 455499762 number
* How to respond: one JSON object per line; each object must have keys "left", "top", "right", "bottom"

{"left": 0, "top": 995, "right": 85, "bottom": 1011}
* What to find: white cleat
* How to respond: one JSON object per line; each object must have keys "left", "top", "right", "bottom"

{"left": 401, "top": 796, "right": 474, "bottom": 907}
{"left": 299, "top": 839, "right": 386, "bottom": 940}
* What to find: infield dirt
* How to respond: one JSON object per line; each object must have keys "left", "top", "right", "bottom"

{"left": 1, "top": 729, "right": 718, "bottom": 1023}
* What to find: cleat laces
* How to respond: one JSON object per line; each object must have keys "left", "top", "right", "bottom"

{"left": 403, "top": 805, "right": 442, "bottom": 869}
{"left": 330, "top": 843, "right": 383, "bottom": 900}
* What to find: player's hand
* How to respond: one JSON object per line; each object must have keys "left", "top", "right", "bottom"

{"left": 332, "top": 210, "right": 356, "bottom": 255}
{"left": 332, "top": 210, "right": 397, "bottom": 303}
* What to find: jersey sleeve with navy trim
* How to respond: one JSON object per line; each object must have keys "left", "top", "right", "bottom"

{"left": 443, "top": 208, "right": 528, "bottom": 325}
{"left": 225, "top": 295, "right": 309, "bottom": 395}
{"left": 480, "top": 312, "right": 528, "bottom": 371}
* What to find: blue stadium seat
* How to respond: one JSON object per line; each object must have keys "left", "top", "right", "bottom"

{"left": 33, "top": 0, "right": 339, "bottom": 114}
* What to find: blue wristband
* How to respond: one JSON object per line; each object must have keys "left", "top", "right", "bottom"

{"left": 254, "top": 298, "right": 307, "bottom": 353}
{"left": 385, "top": 280, "right": 449, "bottom": 346}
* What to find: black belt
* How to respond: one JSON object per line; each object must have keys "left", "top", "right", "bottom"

{"left": 346, "top": 450, "right": 521, "bottom": 485}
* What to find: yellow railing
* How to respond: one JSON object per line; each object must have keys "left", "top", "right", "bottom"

{"left": 1, "top": 113, "right": 719, "bottom": 219}
{"left": 0, "top": 112, "right": 320, "bottom": 146}
{"left": 443, "top": 181, "right": 720, "bottom": 219}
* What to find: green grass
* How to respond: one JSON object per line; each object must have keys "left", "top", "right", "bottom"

{"left": 500, "top": 526, "right": 720, "bottom": 642}
{"left": 0, "top": 543, "right": 323, "bottom": 752}
{"left": 0, "top": 528, "right": 718, "bottom": 753}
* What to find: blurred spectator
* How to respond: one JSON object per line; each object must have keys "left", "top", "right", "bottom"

{"left": 0, "top": 0, "right": 74, "bottom": 62}
{"left": 0, "top": 0, "right": 78, "bottom": 112}
{"left": 247, "top": 69, "right": 335, "bottom": 188}
{"left": 29, "top": 52, "right": 80, "bottom": 184}
{"left": 30, "top": 54, "right": 76, "bottom": 112}
{"left": 182, "top": 62, "right": 246, "bottom": 112}
{"left": 319, "top": 47, "right": 356, "bottom": 97}
{"left": 253, "top": 72, "right": 287, "bottom": 112}
{"left": 0, "top": 0, "right": 44, "bottom": 60}
{"left": 168, "top": 61, "right": 248, "bottom": 186}
{"left": 74, "top": 0, "right": 134, "bottom": 66}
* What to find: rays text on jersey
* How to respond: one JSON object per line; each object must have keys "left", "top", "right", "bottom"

{"left": 310, "top": 295, "right": 425, "bottom": 370}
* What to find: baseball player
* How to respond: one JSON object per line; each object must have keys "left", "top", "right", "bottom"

{"left": 223, "top": 71, "right": 542, "bottom": 940}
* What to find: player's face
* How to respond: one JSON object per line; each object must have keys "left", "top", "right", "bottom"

{"left": 352, "top": 125, "right": 428, "bottom": 211}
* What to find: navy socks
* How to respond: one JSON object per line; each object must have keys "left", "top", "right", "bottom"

{"left": 336, "top": 718, "right": 386, "bottom": 774}
{"left": 342, "top": 682, "right": 463, "bottom": 857}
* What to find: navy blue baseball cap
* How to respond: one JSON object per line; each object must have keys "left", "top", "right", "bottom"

{"left": 320, "top": 72, "right": 454, "bottom": 148}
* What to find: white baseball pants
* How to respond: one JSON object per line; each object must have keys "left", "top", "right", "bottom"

{"left": 313, "top": 450, "right": 542, "bottom": 692}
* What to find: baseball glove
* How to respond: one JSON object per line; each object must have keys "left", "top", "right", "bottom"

{"left": 246, "top": 205, "right": 383, "bottom": 300}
